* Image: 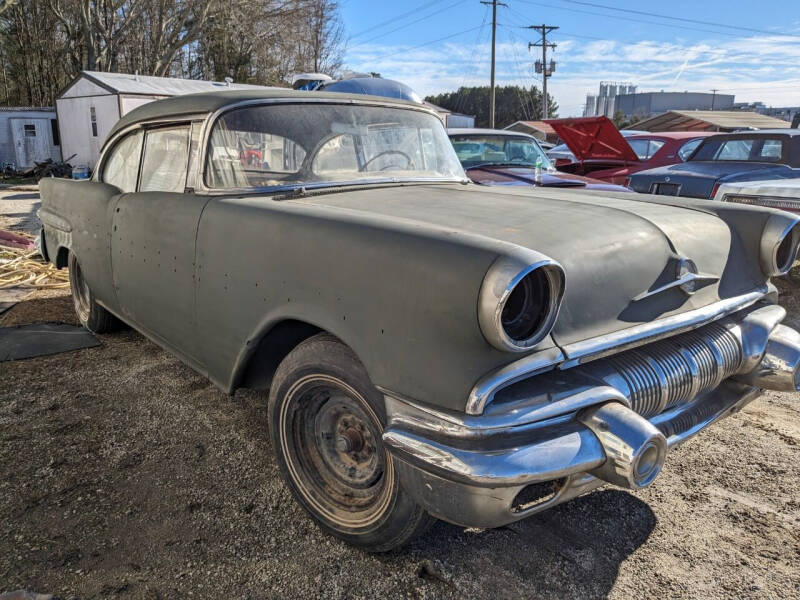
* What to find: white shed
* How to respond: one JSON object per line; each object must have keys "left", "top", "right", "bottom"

{"left": 56, "top": 71, "right": 275, "bottom": 168}
{"left": 0, "top": 107, "right": 62, "bottom": 169}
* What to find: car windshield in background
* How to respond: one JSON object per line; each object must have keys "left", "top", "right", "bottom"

{"left": 691, "top": 137, "right": 785, "bottom": 163}
{"left": 206, "top": 103, "right": 465, "bottom": 190}
{"left": 450, "top": 135, "right": 553, "bottom": 169}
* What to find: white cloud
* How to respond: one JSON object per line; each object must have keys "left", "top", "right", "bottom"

{"left": 345, "top": 34, "right": 800, "bottom": 116}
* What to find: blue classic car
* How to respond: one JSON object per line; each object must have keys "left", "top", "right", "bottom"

{"left": 629, "top": 130, "right": 800, "bottom": 198}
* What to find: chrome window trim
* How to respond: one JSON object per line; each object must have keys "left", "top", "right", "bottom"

{"left": 466, "top": 287, "right": 769, "bottom": 415}
{"left": 96, "top": 113, "right": 210, "bottom": 184}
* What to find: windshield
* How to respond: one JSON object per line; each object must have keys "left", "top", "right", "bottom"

{"left": 691, "top": 137, "right": 785, "bottom": 163}
{"left": 205, "top": 103, "right": 465, "bottom": 190}
{"left": 449, "top": 135, "right": 553, "bottom": 170}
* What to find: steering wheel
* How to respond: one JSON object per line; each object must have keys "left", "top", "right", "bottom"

{"left": 362, "top": 150, "right": 413, "bottom": 171}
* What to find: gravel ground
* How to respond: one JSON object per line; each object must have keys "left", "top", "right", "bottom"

{"left": 1, "top": 188, "right": 799, "bottom": 599}
{"left": 0, "top": 187, "right": 41, "bottom": 235}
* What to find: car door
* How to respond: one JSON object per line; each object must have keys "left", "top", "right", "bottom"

{"left": 111, "top": 122, "right": 209, "bottom": 365}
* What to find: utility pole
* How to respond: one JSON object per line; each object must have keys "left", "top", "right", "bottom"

{"left": 481, "top": 0, "right": 506, "bottom": 128}
{"left": 527, "top": 24, "right": 558, "bottom": 119}
{"left": 710, "top": 88, "right": 718, "bottom": 110}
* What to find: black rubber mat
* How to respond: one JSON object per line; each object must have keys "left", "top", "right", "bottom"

{"left": 0, "top": 322, "right": 100, "bottom": 361}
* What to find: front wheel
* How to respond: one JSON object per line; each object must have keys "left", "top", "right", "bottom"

{"left": 268, "top": 333, "right": 434, "bottom": 551}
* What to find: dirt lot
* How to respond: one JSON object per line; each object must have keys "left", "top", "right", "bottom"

{"left": 1, "top": 191, "right": 799, "bottom": 599}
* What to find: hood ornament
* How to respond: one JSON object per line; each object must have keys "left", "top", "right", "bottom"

{"left": 633, "top": 257, "right": 719, "bottom": 302}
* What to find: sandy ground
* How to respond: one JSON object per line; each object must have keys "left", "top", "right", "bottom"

{"left": 1, "top": 189, "right": 799, "bottom": 599}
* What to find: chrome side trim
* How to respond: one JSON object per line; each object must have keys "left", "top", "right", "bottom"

{"left": 559, "top": 288, "right": 768, "bottom": 366}
{"left": 466, "top": 289, "right": 768, "bottom": 415}
{"left": 466, "top": 345, "right": 564, "bottom": 415}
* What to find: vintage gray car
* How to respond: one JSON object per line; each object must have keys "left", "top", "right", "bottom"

{"left": 39, "top": 90, "right": 800, "bottom": 551}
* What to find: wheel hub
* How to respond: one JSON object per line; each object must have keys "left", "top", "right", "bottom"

{"left": 314, "top": 396, "right": 381, "bottom": 489}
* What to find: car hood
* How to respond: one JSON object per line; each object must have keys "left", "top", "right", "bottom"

{"left": 293, "top": 184, "right": 765, "bottom": 347}
{"left": 544, "top": 116, "right": 640, "bottom": 163}
{"left": 465, "top": 166, "right": 628, "bottom": 191}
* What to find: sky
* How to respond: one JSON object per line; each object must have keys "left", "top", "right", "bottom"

{"left": 340, "top": 0, "right": 800, "bottom": 117}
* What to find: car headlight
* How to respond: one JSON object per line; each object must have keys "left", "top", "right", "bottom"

{"left": 760, "top": 213, "right": 800, "bottom": 277}
{"left": 478, "top": 252, "right": 565, "bottom": 352}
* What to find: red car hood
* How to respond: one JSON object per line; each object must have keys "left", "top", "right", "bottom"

{"left": 545, "top": 116, "right": 640, "bottom": 163}
{"left": 465, "top": 165, "right": 629, "bottom": 191}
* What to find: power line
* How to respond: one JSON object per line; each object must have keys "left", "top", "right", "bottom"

{"left": 557, "top": 0, "right": 800, "bottom": 39}
{"left": 348, "top": 0, "right": 444, "bottom": 40}
{"left": 366, "top": 24, "right": 485, "bottom": 62}
{"left": 349, "top": 0, "right": 468, "bottom": 50}
{"left": 452, "top": 6, "right": 492, "bottom": 115}
{"left": 515, "top": 0, "right": 749, "bottom": 38}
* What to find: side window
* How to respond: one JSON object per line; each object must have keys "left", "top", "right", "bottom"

{"left": 139, "top": 126, "right": 190, "bottom": 193}
{"left": 678, "top": 138, "right": 702, "bottom": 161}
{"left": 102, "top": 130, "right": 143, "bottom": 194}
{"left": 628, "top": 139, "right": 664, "bottom": 160}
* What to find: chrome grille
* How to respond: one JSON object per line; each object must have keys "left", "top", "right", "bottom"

{"left": 583, "top": 322, "right": 743, "bottom": 417}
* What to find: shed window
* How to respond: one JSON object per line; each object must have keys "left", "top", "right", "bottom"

{"left": 139, "top": 126, "right": 190, "bottom": 193}
{"left": 90, "top": 106, "right": 98, "bottom": 137}
{"left": 51, "top": 119, "right": 60, "bottom": 146}
{"left": 24, "top": 124, "right": 36, "bottom": 137}
{"left": 103, "top": 130, "right": 143, "bottom": 194}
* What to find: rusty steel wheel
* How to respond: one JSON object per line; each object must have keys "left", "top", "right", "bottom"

{"left": 68, "top": 252, "right": 119, "bottom": 333}
{"left": 279, "top": 375, "right": 394, "bottom": 529}
{"left": 268, "top": 333, "right": 434, "bottom": 551}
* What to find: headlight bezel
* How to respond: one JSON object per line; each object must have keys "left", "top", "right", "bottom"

{"left": 760, "top": 214, "right": 800, "bottom": 277}
{"left": 478, "top": 253, "right": 566, "bottom": 352}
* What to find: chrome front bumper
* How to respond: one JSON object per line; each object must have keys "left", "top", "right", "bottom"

{"left": 383, "top": 303, "right": 800, "bottom": 529}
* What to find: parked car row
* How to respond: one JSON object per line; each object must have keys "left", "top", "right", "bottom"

{"left": 445, "top": 116, "right": 800, "bottom": 214}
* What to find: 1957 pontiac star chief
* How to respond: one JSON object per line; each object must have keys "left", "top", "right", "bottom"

{"left": 39, "top": 90, "right": 800, "bottom": 551}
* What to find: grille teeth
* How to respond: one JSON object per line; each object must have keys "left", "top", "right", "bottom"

{"left": 590, "top": 323, "right": 743, "bottom": 417}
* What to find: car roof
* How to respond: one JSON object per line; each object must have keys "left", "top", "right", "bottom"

{"left": 707, "top": 129, "right": 800, "bottom": 138}
{"left": 107, "top": 88, "right": 429, "bottom": 141}
{"left": 447, "top": 128, "right": 536, "bottom": 138}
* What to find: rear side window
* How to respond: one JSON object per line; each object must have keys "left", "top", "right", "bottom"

{"left": 678, "top": 138, "right": 703, "bottom": 161}
{"left": 693, "top": 137, "right": 785, "bottom": 162}
{"left": 628, "top": 139, "right": 665, "bottom": 160}
{"left": 140, "top": 126, "right": 190, "bottom": 193}
{"left": 103, "top": 131, "right": 143, "bottom": 193}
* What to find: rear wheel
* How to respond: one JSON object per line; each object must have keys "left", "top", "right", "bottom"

{"left": 68, "top": 252, "right": 119, "bottom": 333}
{"left": 268, "top": 333, "right": 434, "bottom": 551}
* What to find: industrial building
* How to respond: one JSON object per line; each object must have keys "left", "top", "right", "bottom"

{"left": 615, "top": 91, "right": 735, "bottom": 119}
{"left": 0, "top": 107, "right": 62, "bottom": 169}
{"left": 56, "top": 71, "right": 273, "bottom": 168}
{"left": 583, "top": 82, "right": 637, "bottom": 118}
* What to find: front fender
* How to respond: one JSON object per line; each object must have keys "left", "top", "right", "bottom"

{"left": 194, "top": 196, "right": 558, "bottom": 412}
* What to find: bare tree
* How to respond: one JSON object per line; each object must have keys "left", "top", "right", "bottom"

{"left": 0, "top": 0, "right": 346, "bottom": 106}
